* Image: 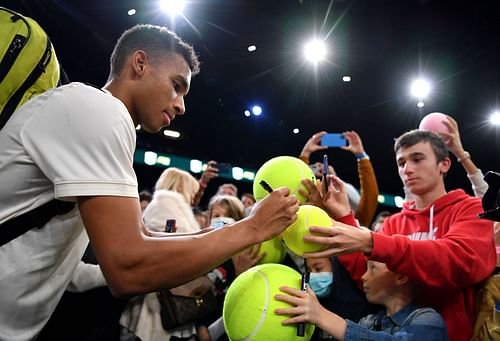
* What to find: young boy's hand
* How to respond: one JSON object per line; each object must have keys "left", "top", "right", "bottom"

{"left": 274, "top": 286, "right": 323, "bottom": 326}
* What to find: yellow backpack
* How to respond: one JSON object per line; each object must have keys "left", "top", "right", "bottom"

{"left": 0, "top": 7, "right": 62, "bottom": 129}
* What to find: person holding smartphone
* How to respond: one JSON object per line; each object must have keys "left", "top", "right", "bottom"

{"left": 299, "top": 130, "right": 379, "bottom": 226}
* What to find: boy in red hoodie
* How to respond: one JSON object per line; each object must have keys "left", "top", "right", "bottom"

{"left": 301, "top": 130, "right": 495, "bottom": 341}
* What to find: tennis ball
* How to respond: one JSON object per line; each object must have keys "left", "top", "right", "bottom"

{"left": 223, "top": 264, "right": 315, "bottom": 341}
{"left": 418, "top": 112, "right": 450, "bottom": 135}
{"left": 256, "top": 237, "right": 287, "bottom": 265}
{"left": 282, "top": 205, "right": 332, "bottom": 256}
{"left": 253, "top": 156, "right": 315, "bottom": 203}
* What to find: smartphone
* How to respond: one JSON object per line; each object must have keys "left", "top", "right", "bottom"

{"left": 320, "top": 133, "right": 347, "bottom": 147}
{"left": 165, "top": 219, "right": 177, "bottom": 233}
{"left": 217, "top": 162, "right": 232, "bottom": 174}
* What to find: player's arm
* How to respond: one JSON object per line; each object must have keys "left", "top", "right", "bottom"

{"left": 78, "top": 188, "right": 298, "bottom": 297}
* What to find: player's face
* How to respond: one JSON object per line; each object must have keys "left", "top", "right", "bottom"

{"left": 135, "top": 53, "right": 191, "bottom": 133}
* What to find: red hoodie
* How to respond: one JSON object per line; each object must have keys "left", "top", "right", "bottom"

{"left": 338, "top": 189, "right": 495, "bottom": 341}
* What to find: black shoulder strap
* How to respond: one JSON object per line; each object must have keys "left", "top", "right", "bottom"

{"left": 0, "top": 199, "right": 75, "bottom": 246}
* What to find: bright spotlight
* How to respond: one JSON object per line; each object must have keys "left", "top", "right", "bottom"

{"left": 128, "top": 9, "right": 136, "bottom": 16}
{"left": 252, "top": 105, "right": 262, "bottom": 116}
{"left": 342, "top": 75, "right": 351, "bottom": 82}
{"left": 304, "top": 39, "right": 327, "bottom": 64}
{"left": 247, "top": 45, "right": 257, "bottom": 52}
{"left": 160, "top": 0, "right": 186, "bottom": 16}
{"left": 410, "top": 78, "right": 431, "bottom": 98}
{"left": 490, "top": 111, "right": 500, "bottom": 126}
{"left": 293, "top": 128, "right": 300, "bottom": 134}
{"left": 417, "top": 101, "right": 425, "bottom": 108}
{"left": 244, "top": 110, "right": 251, "bottom": 117}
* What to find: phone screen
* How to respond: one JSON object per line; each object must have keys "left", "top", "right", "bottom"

{"left": 165, "top": 219, "right": 177, "bottom": 233}
{"left": 217, "top": 163, "right": 232, "bottom": 174}
{"left": 320, "top": 133, "right": 347, "bottom": 147}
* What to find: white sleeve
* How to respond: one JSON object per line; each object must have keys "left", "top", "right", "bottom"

{"left": 66, "top": 261, "right": 107, "bottom": 293}
{"left": 468, "top": 169, "right": 489, "bottom": 198}
{"left": 20, "top": 85, "right": 138, "bottom": 199}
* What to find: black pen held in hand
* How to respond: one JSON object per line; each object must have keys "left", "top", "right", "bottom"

{"left": 297, "top": 271, "right": 309, "bottom": 337}
{"left": 259, "top": 180, "right": 273, "bottom": 194}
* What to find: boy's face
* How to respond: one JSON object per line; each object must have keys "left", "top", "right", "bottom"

{"left": 361, "top": 261, "right": 399, "bottom": 305}
{"left": 396, "top": 141, "right": 449, "bottom": 197}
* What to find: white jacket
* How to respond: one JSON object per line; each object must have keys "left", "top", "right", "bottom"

{"left": 143, "top": 190, "right": 200, "bottom": 233}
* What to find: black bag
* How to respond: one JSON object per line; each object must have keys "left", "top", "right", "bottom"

{"left": 157, "top": 276, "right": 219, "bottom": 331}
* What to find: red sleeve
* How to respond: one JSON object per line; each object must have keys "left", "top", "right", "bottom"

{"left": 371, "top": 198, "right": 495, "bottom": 288}
{"left": 336, "top": 212, "right": 369, "bottom": 288}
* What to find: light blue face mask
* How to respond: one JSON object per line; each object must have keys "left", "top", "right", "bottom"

{"left": 309, "top": 272, "right": 333, "bottom": 298}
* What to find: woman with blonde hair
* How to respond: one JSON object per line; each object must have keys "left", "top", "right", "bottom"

{"left": 120, "top": 167, "right": 202, "bottom": 340}
{"left": 143, "top": 167, "right": 200, "bottom": 234}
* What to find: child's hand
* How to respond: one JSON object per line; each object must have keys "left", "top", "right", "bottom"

{"left": 274, "top": 286, "right": 323, "bottom": 326}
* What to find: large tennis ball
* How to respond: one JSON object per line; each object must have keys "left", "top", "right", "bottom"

{"left": 282, "top": 205, "right": 332, "bottom": 256}
{"left": 256, "top": 237, "right": 287, "bottom": 265}
{"left": 223, "top": 264, "right": 315, "bottom": 341}
{"left": 253, "top": 156, "right": 315, "bottom": 203}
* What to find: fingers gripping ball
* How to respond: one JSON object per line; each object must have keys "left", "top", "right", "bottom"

{"left": 282, "top": 205, "right": 332, "bottom": 256}
{"left": 418, "top": 112, "right": 450, "bottom": 135}
{"left": 256, "top": 237, "right": 287, "bottom": 265}
{"left": 253, "top": 156, "right": 316, "bottom": 203}
{"left": 223, "top": 264, "right": 315, "bottom": 341}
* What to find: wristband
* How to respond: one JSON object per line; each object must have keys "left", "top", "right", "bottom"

{"left": 198, "top": 180, "right": 207, "bottom": 189}
{"left": 355, "top": 152, "right": 369, "bottom": 161}
{"left": 457, "top": 151, "right": 471, "bottom": 163}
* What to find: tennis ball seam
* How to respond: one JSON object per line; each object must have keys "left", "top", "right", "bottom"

{"left": 243, "top": 269, "right": 270, "bottom": 341}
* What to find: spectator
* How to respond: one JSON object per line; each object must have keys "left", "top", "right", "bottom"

{"left": 193, "top": 160, "right": 219, "bottom": 207}
{"left": 139, "top": 190, "right": 153, "bottom": 212}
{"left": 371, "top": 211, "right": 392, "bottom": 233}
{"left": 440, "top": 115, "right": 489, "bottom": 198}
{"left": 0, "top": 24, "right": 298, "bottom": 341}
{"left": 120, "top": 167, "right": 202, "bottom": 340}
{"left": 299, "top": 130, "right": 379, "bottom": 226}
{"left": 216, "top": 183, "right": 238, "bottom": 197}
{"left": 301, "top": 130, "right": 495, "bottom": 341}
{"left": 241, "top": 192, "right": 256, "bottom": 216}
{"left": 276, "top": 260, "right": 448, "bottom": 340}
{"left": 193, "top": 207, "right": 209, "bottom": 229}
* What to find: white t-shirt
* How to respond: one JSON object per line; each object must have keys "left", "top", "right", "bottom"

{"left": 0, "top": 82, "right": 138, "bottom": 341}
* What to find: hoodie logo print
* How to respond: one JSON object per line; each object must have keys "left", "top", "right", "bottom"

{"left": 407, "top": 226, "right": 438, "bottom": 240}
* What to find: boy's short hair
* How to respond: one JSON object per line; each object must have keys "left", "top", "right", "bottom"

{"left": 394, "top": 129, "right": 449, "bottom": 163}
{"left": 110, "top": 24, "right": 200, "bottom": 77}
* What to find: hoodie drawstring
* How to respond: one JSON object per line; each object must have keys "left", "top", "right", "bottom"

{"left": 429, "top": 204, "right": 434, "bottom": 240}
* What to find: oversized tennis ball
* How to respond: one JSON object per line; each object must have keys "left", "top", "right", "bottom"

{"left": 418, "top": 112, "right": 450, "bottom": 135}
{"left": 256, "top": 237, "right": 287, "bottom": 265}
{"left": 253, "top": 156, "right": 315, "bottom": 203}
{"left": 282, "top": 205, "right": 332, "bottom": 256}
{"left": 223, "top": 264, "right": 315, "bottom": 341}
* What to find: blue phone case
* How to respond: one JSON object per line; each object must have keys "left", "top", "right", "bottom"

{"left": 320, "top": 133, "right": 347, "bottom": 147}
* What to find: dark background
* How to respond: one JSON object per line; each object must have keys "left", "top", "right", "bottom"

{"left": 4, "top": 0, "right": 500, "bottom": 209}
